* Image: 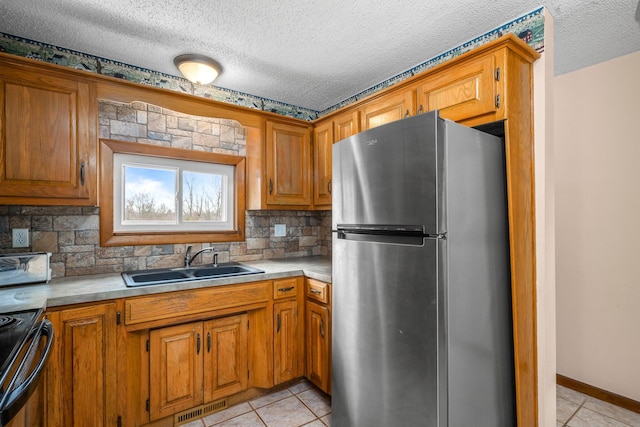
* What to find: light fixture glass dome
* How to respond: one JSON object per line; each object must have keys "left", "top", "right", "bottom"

{"left": 173, "top": 54, "right": 221, "bottom": 85}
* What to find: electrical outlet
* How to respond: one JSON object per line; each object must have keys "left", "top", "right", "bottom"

{"left": 274, "top": 224, "right": 286, "bottom": 237}
{"left": 12, "top": 228, "right": 29, "bottom": 248}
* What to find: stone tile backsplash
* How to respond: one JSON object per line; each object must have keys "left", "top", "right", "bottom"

{"left": 98, "top": 100, "right": 247, "bottom": 155}
{"left": 0, "top": 206, "right": 331, "bottom": 278}
{"left": 0, "top": 100, "right": 331, "bottom": 279}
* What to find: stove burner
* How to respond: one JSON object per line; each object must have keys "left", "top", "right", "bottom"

{"left": 0, "top": 315, "right": 22, "bottom": 331}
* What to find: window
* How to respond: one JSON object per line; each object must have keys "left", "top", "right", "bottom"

{"left": 100, "top": 139, "right": 246, "bottom": 246}
{"left": 113, "top": 154, "right": 235, "bottom": 232}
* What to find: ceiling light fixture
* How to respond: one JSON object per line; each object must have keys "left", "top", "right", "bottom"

{"left": 173, "top": 54, "right": 221, "bottom": 85}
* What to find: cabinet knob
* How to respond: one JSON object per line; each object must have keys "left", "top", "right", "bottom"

{"left": 320, "top": 319, "right": 325, "bottom": 338}
{"left": 207, "top": 332, "right": 211, "bottom": 353}
{"left": 197, "top": 333, "right": 201, "bottom": 354}
{"left": 269, "top": 178, "right": 273, "bottom": 195}
{"left": 277, "top": 314, "right": 281, "bottom": 333}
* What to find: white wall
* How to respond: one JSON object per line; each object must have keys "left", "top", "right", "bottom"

{"left": 555, "top": 50, "right": 640, "bottom": 401}
{"left": 534, "top": 8, "right": 556, "bottom": 426}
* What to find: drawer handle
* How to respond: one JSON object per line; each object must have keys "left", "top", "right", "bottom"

{"left": 320, "top": 319, "right": 325, "bottom": 338}
{"left": 277, "top": 314, "right": 281, "bottom": 333}
{"left": 310, "top": 289, "right": 322, "bottom": 294}
{"left": 197, "top": 333, "right": 201, "bottom": 354}
{"left": 278, "top": 286, "right": 295, "bottom": 292}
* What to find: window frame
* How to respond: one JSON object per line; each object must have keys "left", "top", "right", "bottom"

{"left": 99, "top": 139, "right": 246, "bottom": 246}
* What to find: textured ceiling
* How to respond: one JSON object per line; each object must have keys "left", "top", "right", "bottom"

{"left": 1, "top": 0, "right": 639, "bottom": 111}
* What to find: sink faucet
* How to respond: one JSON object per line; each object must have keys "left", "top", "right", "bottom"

{"left": 184, "top": 245, "right": 216, "bottom": 268}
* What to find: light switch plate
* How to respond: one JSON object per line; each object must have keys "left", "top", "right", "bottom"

{"left": 274, "top": 224, "right": 286, "bottom": 237}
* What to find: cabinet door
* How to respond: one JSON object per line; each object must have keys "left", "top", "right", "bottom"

{"left": 306, "top": 300, "right": 330, "bottom": 394}
{"left": 313, "top": 121, "right": 333, "bottom": 207}
{"left": 203, "top": 314, "right": 248, "bottom": 402}
{"left": 334, "top": 110, "right": 360, "bottom": 142}
{"left": 46, "top": 303, "right": 117, "bottom": 427}
{"left": 360, "top": 90, "right": 415, "bottom": 130}
{"left": 0, "top": 65, "right": 96, "bottom": 205}
{"left": 266, "top": 120, "right": 312, "bottom": 206}
{"left": 416, "top": 53, "right": 499, "bottom": 123}
{"left": 149, "top": 322, "right": 204, "bottom": 420}
{"left": 274, "top": 300, "right": 302, "bottom": 384}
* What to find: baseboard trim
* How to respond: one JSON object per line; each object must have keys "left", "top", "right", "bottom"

{"left": 557, "top": 374, "right": 640, "bottom": 414}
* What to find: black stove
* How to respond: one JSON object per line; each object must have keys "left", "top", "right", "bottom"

{"left": 0, "top": 309, "right": 41, "bottom": 375}
{"left": 0, "top": 252, "right": 54, "bottom": 427}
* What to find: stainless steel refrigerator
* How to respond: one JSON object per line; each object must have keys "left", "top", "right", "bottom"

{"left": 332, "top": 111, "right": 515, "bottom": 427}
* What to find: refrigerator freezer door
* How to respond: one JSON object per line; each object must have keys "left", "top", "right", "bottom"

{"left": 332, "top": 236, "right": 445, "bottom": 427}
{"left": 332, "top": 112, "right": 444, "bottom": 235}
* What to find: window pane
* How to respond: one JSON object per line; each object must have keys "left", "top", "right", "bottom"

{"left": 182, "top": 171, "right": 227, "bottom": 222}
{"left": 123, "top": 165, "right": 177, "bottom": 222}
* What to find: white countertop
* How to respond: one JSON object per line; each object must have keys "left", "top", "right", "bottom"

{"left": 0, "top": 256, "right": 331, "bottom": 313}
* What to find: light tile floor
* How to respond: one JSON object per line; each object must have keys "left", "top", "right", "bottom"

{"left": 184, "top": 380, "right": 640, "bottom": 427}
{"left": 183, "top": 379, "right": 331, "bottom": 427}
{"left": 557, "top": 384, "right": 640, "bottom": 427}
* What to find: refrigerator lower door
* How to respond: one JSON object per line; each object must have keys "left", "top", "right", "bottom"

{"left": 332, "top": 236, "right": 445, "bottom": 427}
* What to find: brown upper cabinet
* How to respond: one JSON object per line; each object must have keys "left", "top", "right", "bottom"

{"left": 360, "top": 90, "right": 415, "bottom": 130}
{"left": 333, "top": 110, "right": 360, "bottom": 142}
{"left": 258, "top": 119, "right": 312, "bottom": 208}
{"left": 312, "top": 121, "right": 333, "bottom": 208}
{"left": 0, "top": 58, "right": 97, "bottom": 205}
{"left": 312, "top": 110, "right": 359, "bottom": 210}
{"left": 416, "top": 52, "right": 500, "bottom": 125}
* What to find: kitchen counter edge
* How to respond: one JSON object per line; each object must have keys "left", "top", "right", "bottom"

{"left": 0, "top": 256, "right": 331, "bottom": 313}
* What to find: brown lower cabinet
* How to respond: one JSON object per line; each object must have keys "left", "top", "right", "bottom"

{"left": 45, "top": 303, "right": 117, "bottom": 427}
{"left": 149, "top": 314, "right": 248, "bottom": 421}
{"left": 305, "top": 301, "right": 330, "bottom": 393}
{"left": 42, "top": 276, "right": 324, "bottom": 426}
{"left": 273, "top": 277, "right": 305, "bottom": 385}
{"left": 305, "top": 278, "right": 331, "bottom": 394}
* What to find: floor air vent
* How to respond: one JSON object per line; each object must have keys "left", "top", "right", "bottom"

{"left": 174, "top": 398, "right": 228, "bottom": 426}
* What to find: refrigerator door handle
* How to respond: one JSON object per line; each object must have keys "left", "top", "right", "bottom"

{"left": 335, "top": 226, "right": 430, "bottom": 246}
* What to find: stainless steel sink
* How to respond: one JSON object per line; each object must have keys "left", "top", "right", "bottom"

{"left": 122, "top": 263, "right": 264, "bottom": 287}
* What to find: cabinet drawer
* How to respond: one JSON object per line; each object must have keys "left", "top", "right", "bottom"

{"left": 125, "top": 281, "right": 270, "bottom": 325}
{"left": 306, "top": 279, "right": 330, "bottom": 304}
{"left": 273, "top": 277, "right": 299, "bottom": 299}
